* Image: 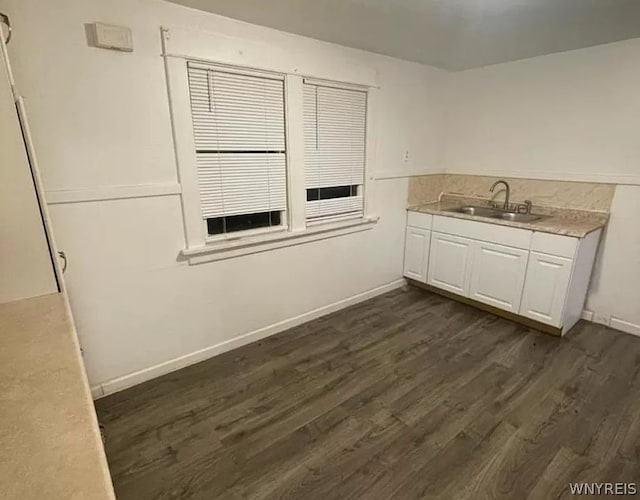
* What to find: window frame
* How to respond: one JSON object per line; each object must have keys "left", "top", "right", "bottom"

{"left": 165, "top": 56, "right": 378, "bottom": 263}
{"left": 188, "top": 62, "right": 290, "bottom": 242}
{"left": 302, "top": 78, "right": 368, "bottom": 224}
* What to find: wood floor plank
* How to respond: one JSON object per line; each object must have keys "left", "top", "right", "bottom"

{"left": 526, "top": 447, "right": 592, "bottom": 500}
{"left": 95, "top": 286, "right": 640, "bottom": 499}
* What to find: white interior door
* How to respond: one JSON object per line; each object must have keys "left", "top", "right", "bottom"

{"left": 403, "top": 227, "right": 430, "bottom": 283}
{"left": 520, "top": 252, "right": 573, "bottom": 327}
{"left": 0, "top": 26, "right": 58, "bottom": 303}
{"left": 427, "top": 232, "right": 474, "bottom": 296}
{"left": 469, "top": 241, "right": 529, "bottom": 312}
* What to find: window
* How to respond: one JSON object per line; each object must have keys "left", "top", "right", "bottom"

{"left": 165, "top": 49, "right": 377, "bottom": 261}
{"left": 187, "top": 63, "right": 287, "bottom": 237}
{"left": 303, "top": 82, "right": 367, "bottom": 222}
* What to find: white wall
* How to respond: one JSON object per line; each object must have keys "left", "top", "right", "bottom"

{"left": 444, "top": 38, "right": 640, "bottom": 184}
{"left": 442, "top": 38, "right": 640, "bottom": 335}
{"left": 3, "top": 0, "right": 447, "bottom": 390}
{"left": 587, "top": 186, "right": 640, "bottom": 335}
{"left": 0, "top": 38, "right": 57, "bottom": 303}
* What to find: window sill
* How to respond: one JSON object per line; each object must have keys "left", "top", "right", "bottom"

{"left": 181, "top": 216, "right": 379, "bottom": 264}
{"left": 204, "top": 224, "right": 288, "bottom": 245}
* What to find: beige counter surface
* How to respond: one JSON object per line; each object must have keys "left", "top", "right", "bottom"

{"left": 409, "top": 197, "right": 608, "bottom": 238}
{"left": 0, "top": 293, "right": 115, "bottom": 500}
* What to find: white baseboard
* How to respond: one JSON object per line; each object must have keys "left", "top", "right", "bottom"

{"left": 92, "top": 279, "right": 406, "bottom": 399}
{"left": 580, "top": 309, "right": 640, "bottom": 339}
{"left": 90, "top": 385, "right": 105, "bottom": 399}
{"left": 581, "top": 309, "right": 594, "bottom": 321}
{"left": 610, "top": 317, "right": 640, "bottom": 338}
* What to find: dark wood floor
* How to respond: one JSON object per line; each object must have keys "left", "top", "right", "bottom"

{"left": 96, "top": 287, "right": 640, "bottom": 499}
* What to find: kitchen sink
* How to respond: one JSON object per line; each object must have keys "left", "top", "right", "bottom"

{"left": 496, "top": 212, "right": 546, "bottom": 222}
{"left": 446, "top": 205, "right": 547, "bottom": 223}
{"left": 450, "top": 205, "right": 501, "bottom": 217}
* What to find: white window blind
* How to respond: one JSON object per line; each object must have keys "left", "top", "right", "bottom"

{"left": 188, "top": 63, "right": 287, "bottom": 219}
{"left": 304, "top": 82, "right": 367, "bottom": 221}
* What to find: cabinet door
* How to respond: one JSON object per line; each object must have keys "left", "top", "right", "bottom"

{"left": 403, "top": 227, "right": 430, "bottom": 283}
{"left": 520, "top": 252, "right": 573, "bottom": 326}
{"left": 427, "top": 232, "right": 474, "bottom": 296}
{"left": 469, "top": 241, "right": 529, "bottom": 312}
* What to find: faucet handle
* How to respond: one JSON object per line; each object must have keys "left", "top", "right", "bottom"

{"left": 517, "top": 200, "right": 533, "bottom": 214}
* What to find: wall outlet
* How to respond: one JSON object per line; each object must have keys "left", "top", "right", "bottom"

{"left": 403, "top": 150, "right": 410, "bottom": 164}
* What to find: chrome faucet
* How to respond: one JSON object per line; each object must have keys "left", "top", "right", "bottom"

{"left": 490, "top": 180, "right": 511, "bottom": 211}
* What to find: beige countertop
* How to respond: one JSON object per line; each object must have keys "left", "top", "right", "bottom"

{"left": 409, "top": 196, "right": 608, "bottom": 238}
{"left": 0, "top": 293, "right": 115, "bottom": 500}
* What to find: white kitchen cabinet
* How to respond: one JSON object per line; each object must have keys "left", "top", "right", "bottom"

{"left": 519, "top": 252, "right": 573, "bottom": 327}
{"left": 427, "top": 232, "right": 474, "bottom": 296}
{"left": 404, "top": 209, "right": 603, "bottom": 335}
{"left": 403, "top": 227, "right": 431, "bottom": 283}
{"left": 469, "top": 241, "right": 529, "bottom": 313}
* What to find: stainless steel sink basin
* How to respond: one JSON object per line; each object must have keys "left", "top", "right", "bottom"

{"left": 450, "top": 205, "right": 501, "bottom": 217}
{"left": 446, "top": 205, "right": 547, "bottom": 223}
{"left": 496, "top": 212, "right": 546, "bottom": 223}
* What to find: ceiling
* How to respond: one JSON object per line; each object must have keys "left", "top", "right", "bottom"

{"left": 166, "top": 0, "right": 640, "bottom": 70}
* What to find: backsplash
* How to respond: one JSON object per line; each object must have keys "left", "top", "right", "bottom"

{"left": 408, "top": 174, "right": 615, "bottom": 212}
{"left": 407, "top": 174, "right": 447, "bottom": 206}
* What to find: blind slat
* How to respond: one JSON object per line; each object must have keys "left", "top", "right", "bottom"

{"left": 188, "top": 64, "right": 287, "bottom": 219}
{"left": 196, "top": 153, "right": 286, "bottom": 217}
{"left": 304, "top": 82, "right": 366, "bottom": 219}
{"left": 306, "top": 196, "right": 364, "bottom": 220}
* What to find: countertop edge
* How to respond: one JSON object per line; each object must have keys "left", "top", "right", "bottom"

{"left": 0, "top": 293, "right": 116, "bottom": 500}
{"left": 406, "top": 206, "right": 607, "bottom": 239}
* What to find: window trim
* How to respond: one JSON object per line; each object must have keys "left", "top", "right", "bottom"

{"left": 187, "top": 60, "right": 286, "bottom": 82}
{"left": 205, "top": 219, "right": 288, "bottom": 244}
{"left": 184, "top": 215, "right": 379, "bottom": 264}
{"left": 188, "top": 61, "right": 289, "bottom": 239}
{"left": 165, "top": 55, "right": 378, "bottom": 261}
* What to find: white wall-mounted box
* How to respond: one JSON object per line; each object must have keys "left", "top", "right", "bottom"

{"left": 90, "top": 23, "right": 133, "bottom": 52}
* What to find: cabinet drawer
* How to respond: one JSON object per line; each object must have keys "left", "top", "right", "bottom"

{"left": 407, "top": 211, "right": 433, "bottom": 230}
{"left": 432, "top": 215, "right": 532, "bottom": 250}
{"left": 530, "top": 232, "right": 578, "bottom": 259}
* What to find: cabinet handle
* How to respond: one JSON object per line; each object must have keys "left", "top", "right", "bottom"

{"left": 57, "top": 251, "right": 67, "bottom": 273}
